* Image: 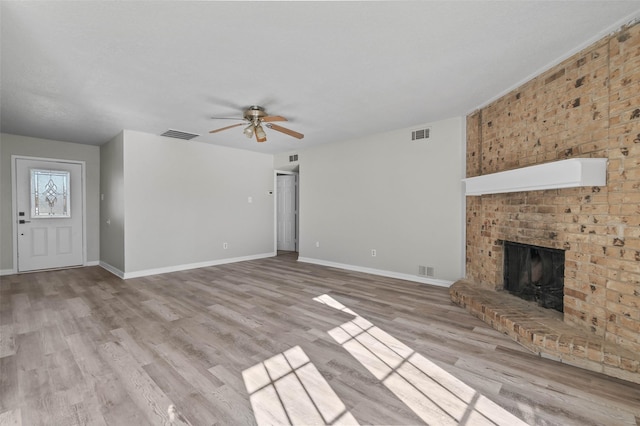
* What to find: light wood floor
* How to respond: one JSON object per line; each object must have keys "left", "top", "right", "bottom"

{"left": 1, "top": 252, "right": 639, "bottom": 425}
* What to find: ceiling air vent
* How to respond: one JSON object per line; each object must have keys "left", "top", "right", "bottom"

{"left": 161, "top": 129, "right": 200, "bottom": 140}
{"left": 411, "top": 128, "right": 430, "bottom": 141}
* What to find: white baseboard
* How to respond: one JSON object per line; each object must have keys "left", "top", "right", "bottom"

{"left": 99, "top": 261, "right": 125, "bottom": 279}
{"left": 0, "top": 268, "right": 15, "bottom": 276}
{"left": 101, "top": 252, "right": 277, "bottom": 280}
{"left": 85, "top": 260, "right": 100, "bottom": 267}
{"left": 297, "top": 257, "right": 453, "bottom": 288}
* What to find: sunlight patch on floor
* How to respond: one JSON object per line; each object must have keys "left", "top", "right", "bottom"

{"left": 314, "top": 294, "right": 529, "bottom": 426}
{"left": 242, "top": 345, "right": 359, "bottom": 426}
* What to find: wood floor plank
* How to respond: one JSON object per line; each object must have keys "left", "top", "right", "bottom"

{"left": 41, "top": 324, "right": 69, "bottom": 356}
{"left": 91, "top": 372, "right": 146, "bottom": 426}
{"left": 142, "top": 298, "right": 183, "bottom": 322}
{"left": 153, "top": 342, "right": 221, "bottom": 394}
{"left": 64, "top": 332, "right": 110, "bottom": 380}
{"left": 110, "top": 328, "right": 155, "bottom": 367}
{"left": 45, "top": 349, "right": 84, "bottom": 395}
{"left": 1, "top": 253, "right": 640, "bottom": 425}
{"left": 0, "top": 355, "right": 18, "bottom": 412}
{"left": 142, "top": 358, "right": 217, "bottom": 425}
{"left": 99, "top": 341, "right": 173, "bottom": 425}
{"left": 0, "top": 325, "right": 15, "bottom": 358}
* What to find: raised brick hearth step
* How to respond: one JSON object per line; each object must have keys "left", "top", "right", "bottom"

{"left": 450, "top": 280, "right": 640, "bottom": 385}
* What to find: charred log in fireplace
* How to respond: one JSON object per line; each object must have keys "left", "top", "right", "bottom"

{"left": 503, "top": 241, "right": 565, "bottom": 312}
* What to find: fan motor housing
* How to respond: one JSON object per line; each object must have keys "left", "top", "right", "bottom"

{"left": 244, "top": 106, "right": 267, "bottom": 121}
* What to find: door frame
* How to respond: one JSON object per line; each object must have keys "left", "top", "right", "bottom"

{"left": 274, "top": 170, "right": 299, "bottom": 253}
{"left": 11, "top": 155, "right": 88, "bottom": 273}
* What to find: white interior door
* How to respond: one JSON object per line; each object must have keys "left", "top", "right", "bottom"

{"left": 277, "top": 174, "right": 297, "bottom": 251}
{"left": 15, "top": 158, "right": 84, "bottom": 272}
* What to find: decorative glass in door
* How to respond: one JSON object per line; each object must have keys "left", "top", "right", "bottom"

{"left": 30, "top": 168, "right": 71, "bottom": 218}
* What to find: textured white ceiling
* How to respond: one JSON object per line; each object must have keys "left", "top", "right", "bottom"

{"left": 2, "top": 1, "right": 639, "bottom": 154}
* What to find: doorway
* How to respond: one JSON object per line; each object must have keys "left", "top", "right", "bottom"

{"left": 275, "top": 171, "right": 298, "bottom": 254}
{"left": 13, "top": 156, "right": 86, "bottom": 272}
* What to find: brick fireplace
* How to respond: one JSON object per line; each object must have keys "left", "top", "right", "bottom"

{"left": 451, "top": 21, "right": 640, "bottom": 383}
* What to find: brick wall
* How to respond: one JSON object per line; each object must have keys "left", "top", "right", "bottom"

{"left": 466, "top": 22, "right": 640, "bottom": 354}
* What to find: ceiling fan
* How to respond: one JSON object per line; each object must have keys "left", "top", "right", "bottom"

{"left": 209, "top": 105, "right": 304, "bottom": 143}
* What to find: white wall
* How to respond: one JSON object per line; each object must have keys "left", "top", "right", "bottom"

{"left": 274, "top": 151, "right": 300, "bottom": 171}
{"left": 0, "top": 133, "right": 100, "bottom": 272}
{"left": 100, "top": 132, "right": 125, "bottom": 272}
{"left": 121, "top": 130, "right": 275, "bottom": 275}
{"left": 298, "top": 117, "right": 465, "bottom": 283}
{"left": 2, "top": 121, "right": 463, "bottom": 282}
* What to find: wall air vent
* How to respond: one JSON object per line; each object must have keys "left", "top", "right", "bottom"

{"left": 411, "top": 128, "right": 430, "bottom": 141}
{"left": 418, "top": 265, "right": 435, "bottom": 277}
{"left": 161, "top": 129, "right": 200, "bottom": 140}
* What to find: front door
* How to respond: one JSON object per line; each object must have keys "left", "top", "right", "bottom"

{"left": 15, "top": 158, "right": 84, "bottom": 272}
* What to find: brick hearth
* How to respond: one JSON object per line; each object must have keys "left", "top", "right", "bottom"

{"left": 450, "top": 280, "right": 640, "bottom": 384}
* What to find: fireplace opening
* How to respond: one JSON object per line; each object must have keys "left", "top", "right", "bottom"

{"left": 503, "top": 241, "right": 565, "bottom": 312}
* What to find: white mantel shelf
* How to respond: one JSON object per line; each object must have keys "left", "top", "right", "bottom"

{"left": 463, "top": 158, "right": 608, "bottom": 196}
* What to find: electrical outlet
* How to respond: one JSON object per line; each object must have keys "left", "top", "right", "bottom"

{"left": 223, "top": 242, "right": 228, "bottom": 249}
{"left": 371, "top": 249, "right": 377, "bottom": 257}
{"left": 316, "top": 241, "right": 320, "bottom": 247}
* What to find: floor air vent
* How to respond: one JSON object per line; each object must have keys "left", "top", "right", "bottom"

{"left": 161, "top": 129, "right": 200, "bottom": 140}
{"left": 411, "top": 128, "right": 430, "bottom": 141}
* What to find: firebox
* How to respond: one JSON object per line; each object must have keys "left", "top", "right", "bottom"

{"left": 503, "top": 241, "right": 565, "bottom": 312}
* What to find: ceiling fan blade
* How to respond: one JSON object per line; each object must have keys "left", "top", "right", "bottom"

{"left": 262, "top": 115, "right": 288, "bottom": 122}
{"left": 266, "top": 123, "right": 304, "bottom": 139}
{"left": 211, "top": 117, "right": 245, "bottom": 121}
{"left": 209, "top": 123, "right": 244, "bottom": 134}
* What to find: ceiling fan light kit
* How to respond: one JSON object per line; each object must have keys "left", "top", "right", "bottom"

{"left": 255, "top": 125, "right": 267, "bottom": 142}
{"left": 209, "top": 105, "right": 304, "bottom": 143}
